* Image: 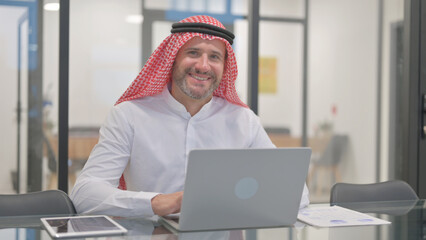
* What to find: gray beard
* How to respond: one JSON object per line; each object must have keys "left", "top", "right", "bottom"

{"left": 173, "top": 68, "right": 219, "bottom": 100}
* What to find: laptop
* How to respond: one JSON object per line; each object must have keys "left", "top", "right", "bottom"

{"left": 159, "top": 148, "right": 311, "bottom": 232}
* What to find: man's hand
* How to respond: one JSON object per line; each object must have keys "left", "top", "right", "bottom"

{"left": 151, "top": 191, "right": 183, "bottom": 216}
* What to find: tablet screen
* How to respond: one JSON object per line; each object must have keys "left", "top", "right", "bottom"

{"left": 41, "top": 215, "right": 127, "bottom": 238}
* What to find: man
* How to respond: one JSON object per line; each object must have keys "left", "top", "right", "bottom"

{"left": 70, "top": 15, "right": 309, "bottom": 217}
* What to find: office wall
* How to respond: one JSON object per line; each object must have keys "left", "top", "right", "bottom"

{"left": 43, "top": 4, "right": 59, "bottom": 135}
{"left": 61, "top": 0, "right": 141, "bottom": 129}
{"left": 235, "top": 21, "right": 304, "bottom": 136}
{"left": 41, "top": 0, "right": 142, "bottom": 134}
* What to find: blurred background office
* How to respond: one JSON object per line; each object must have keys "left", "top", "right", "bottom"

{"left": 1, "top": 0, "right": 425, "bottom": 203}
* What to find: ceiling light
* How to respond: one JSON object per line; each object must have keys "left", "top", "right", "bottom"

{"left": 126, "top": 15, "right": 143, "bottom": 24}
{"left": 44, "top": 3, "right": 60, "bottom": 11}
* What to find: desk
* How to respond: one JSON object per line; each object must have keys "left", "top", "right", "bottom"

{"left": 46, "top": 134, "right": 99, "bottom": 189}
{"left": 267, "top": 133, "right": 347, "bottom": 199}
{"left": 1, "top": 200, "right": 424, "bottom": 240}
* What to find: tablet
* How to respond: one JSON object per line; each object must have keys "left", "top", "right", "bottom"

{"left": 40, "top": 215, "right": 127, "bottom": 239}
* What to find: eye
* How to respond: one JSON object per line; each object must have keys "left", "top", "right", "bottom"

{"left": 210, "top": 54, "right": 223, "bottom": 62}
{"left": 186, "top": 50, "right": 199, "bottom": 57}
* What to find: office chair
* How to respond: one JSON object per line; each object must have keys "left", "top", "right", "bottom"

{"left": 330, "top": 180, "right": 419, "bottom": 205}
{"left": 0, "top": 189, "right": 76, "bottom": 216}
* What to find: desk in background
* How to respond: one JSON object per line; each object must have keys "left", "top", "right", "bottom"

{"left": 1, "top": 199, "right": 424, "bottom": 240}
{"left": 45, "top": 127, "right": 99, "bottom": 189}
{"left": 267, "top": 132, "right": 348, "bottom": 200}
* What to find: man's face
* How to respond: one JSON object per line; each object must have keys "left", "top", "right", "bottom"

{"left": 171, "top": 37, "right": 226, "bottom": 101}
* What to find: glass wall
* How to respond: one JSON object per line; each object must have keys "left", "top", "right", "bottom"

{"left": 0, "top": 0, "right": 406, "bottom": 208}
{"left": 234, "top": 0, "right": 405, "bottom": 203}
{"left": 307, "top": 0, "right": 404, "bottom": 202}
{"left": 42, "top": 0, "right": 60, "bottom": 190}
{"left": 0, "top": 1, "right": 48, "bottom": 194}
{"left": 66, "top": 0, "right": 142, "bottom": 192}
{"left": 307, "top": 0, "right": 382, "bottom": 202}
{"left": 254, "top": 0, "right": 404, "bottom": 203}
{"left": 0, "top": 3, "right": 29, "bottom": 194}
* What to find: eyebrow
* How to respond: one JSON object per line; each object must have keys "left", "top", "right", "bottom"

{"left": 185, "top": 47, "right": 225, "bottom": 58}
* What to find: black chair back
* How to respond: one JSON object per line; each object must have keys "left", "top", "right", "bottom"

{"left": 330, "top": 180, "right": 418, "bottom": 204}
{"left": 0, "top": 190, "right": 76, "bottom": 216}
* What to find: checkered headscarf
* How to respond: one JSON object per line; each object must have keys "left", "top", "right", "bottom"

{"left": 115, "top": 15, "right": 246, "bottom": 107}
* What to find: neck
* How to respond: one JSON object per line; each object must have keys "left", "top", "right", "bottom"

{"left": 172, "top": 91, "right": 212, "bottom": 116}
{"left": 185, "top": 99, "right": 211, "bottom": 116}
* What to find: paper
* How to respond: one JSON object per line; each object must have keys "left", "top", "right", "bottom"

{"left": 297, "top": 205, "right": 391, "bottom": 227}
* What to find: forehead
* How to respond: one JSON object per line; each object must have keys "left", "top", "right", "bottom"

{"left": 180, "top": 37, "right": 226, "bottom": 54}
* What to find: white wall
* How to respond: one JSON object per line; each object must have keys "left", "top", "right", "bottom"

{"left": 43, "top": 0, "right": 141, "bottom": 133}
{"left": 43, "top": 3, "right": 59, "bottom": 134}
{"left": 308, "top": 0, "right": 379, "bottom": 183}
{"left": 67, "top": 0, "right": 141, "bottom": 128}
{"left": 235, "top": 20, "right": 304, "bottom": 135}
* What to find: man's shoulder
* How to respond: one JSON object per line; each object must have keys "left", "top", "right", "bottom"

{"left": 110, "top": 95, "right": 165, "bottom": 120}
{"left": 115, "top": 94, "right": 161, "bottom": 109}
{"left": 213, "top": 97, "right": 255, "bottom": 115}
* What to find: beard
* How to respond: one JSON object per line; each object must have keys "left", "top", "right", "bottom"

{"left": 172, "top": 67, "right": 221, "bottom": 100}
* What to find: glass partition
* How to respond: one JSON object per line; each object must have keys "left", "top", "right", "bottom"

{"left": 256, "top": 0, "right": 405, "bottom": 203}
{"left": 0, "top": 1, "right": 47, "bottom": 194}
{"left": 306, "top": 0, "right": 404, "bottom": 202}
{"left": 0, "top": 0, "right": 408, "bottom": 204}
{"left": 0, "top": 4, "right": 29, "bottom": 194}
{"left": 65, "top": 0, "right": 142, "bottom": 192}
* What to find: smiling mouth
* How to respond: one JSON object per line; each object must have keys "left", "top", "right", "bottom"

{"left": 189, "top": 73, "right": 209, "bottom": 81}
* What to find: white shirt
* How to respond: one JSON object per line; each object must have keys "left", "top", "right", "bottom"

{"left": 70, "top": 88, "right": 310, "bottom": 217}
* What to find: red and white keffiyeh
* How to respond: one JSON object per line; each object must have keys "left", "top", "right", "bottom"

{"left": 117, "top": 15, "right": 246, "bottom": 190}
{"left": 115, "top": 15, "right": 246, "bottom": 107}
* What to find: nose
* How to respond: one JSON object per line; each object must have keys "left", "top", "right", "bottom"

{"left": 194, "top": 54, "right": 211, "bottom": 74}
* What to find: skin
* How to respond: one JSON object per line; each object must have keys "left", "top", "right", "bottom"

{"left": 151, "top": 37, "right": 226, "bottom": 216}
{"left": 170, "top": 37, "right": 226, "bottom": 116}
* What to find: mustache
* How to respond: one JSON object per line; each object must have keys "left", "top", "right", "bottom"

{"left": 185, "top": 68, "right": 216, "bottom": 79}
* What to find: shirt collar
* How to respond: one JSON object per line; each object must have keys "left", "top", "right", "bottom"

{"left": 161, "top": 87, "right": 216, "bottom": 120}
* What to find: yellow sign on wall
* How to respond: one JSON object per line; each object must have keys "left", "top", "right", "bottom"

{"left": 259, "top": 57, "right": 277, "bottom": 94}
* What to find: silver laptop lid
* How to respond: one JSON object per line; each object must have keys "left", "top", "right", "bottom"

{"left": 177, "top": 148, "right": 311, "bottom": 231}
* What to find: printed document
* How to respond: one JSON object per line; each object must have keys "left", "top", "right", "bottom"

{"left": 297, "top": 205, "right": 391, "bottom": 227}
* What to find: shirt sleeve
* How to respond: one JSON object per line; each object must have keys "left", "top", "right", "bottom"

{"left": 247, "top": 114, "right": 276, "bottom": 148}
{"left": 70, "top": 105, "right": 160, "bottom": 217}
{"left": 299, "top": 184, "right": 310, "bottom": 208}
